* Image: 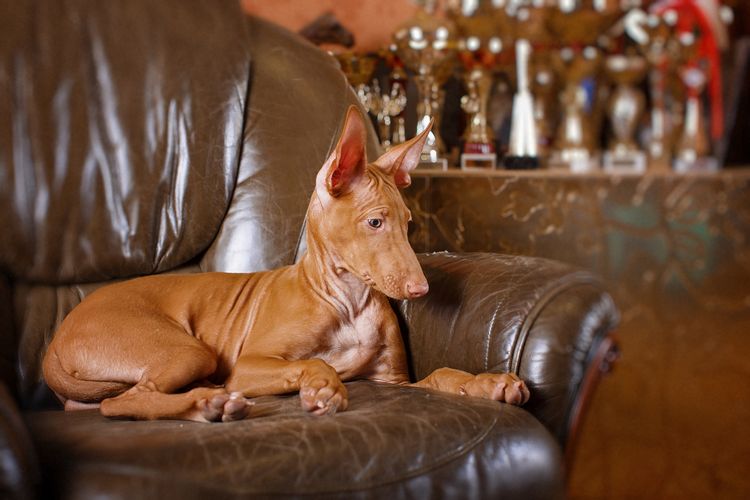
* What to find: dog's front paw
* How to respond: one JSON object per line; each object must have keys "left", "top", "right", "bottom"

{"left": 299, "top": 377, "right": 348, "bottom": 416}
{"left": 461, "top": 373, "right": 530, "bottom": 406}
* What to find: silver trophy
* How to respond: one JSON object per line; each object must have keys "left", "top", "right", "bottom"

{"left": 504, "top": 39, "right": 539, "bottom": 169}
{"left": 333, "top": 51, "right": 380, "bottom": 115}
{"left": 393, "top": 0, "right": 457, "bottom": 169}
{"left": 370, "top": 79, "right": 408, "bottom": 150}
{"left": 602, "top": 54, "right": 648, "bottom": 173}
{"left": 674, "top": 65, "right": 718, "bottom": 173}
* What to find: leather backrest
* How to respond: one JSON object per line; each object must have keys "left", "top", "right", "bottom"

{"left": 200, "top": 17, "right": 380, "bottom": 274}
{"left": 0, "top": 0, "right": 250, "bottom": 284}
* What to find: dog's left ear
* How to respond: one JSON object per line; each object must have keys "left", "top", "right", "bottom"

{"left": 374, "top": 120, "right": 432, "bottom": 188}
{"left": 317, "top": 105, "right": 367, "bottom": 199}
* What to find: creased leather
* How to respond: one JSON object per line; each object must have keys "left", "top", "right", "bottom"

{"left": 0, "top": 0, "right": 249, "bottom": 284}
{"left": 396, "top": 252, "right": 619, "bottom": 444}
{"left": 199, "top": 17, "right": 381, "bottom": 274}
{"left": 27, "top": 382, "right": 563, "bottom": 500}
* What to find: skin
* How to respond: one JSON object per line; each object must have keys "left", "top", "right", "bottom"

{"left": 42, "top": 107, "right": 530, "bottom": 422}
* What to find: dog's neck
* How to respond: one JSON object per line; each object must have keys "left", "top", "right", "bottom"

{"left": 298, "top": 226, "right": 373, "bottom": 322}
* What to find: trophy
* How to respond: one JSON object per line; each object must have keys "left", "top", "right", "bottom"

{"left": 370, "top": 78, "right": 408, "bottom": 150}
{"left": 504, "top": 39, "right": 540, "bottom": 169}
{"left": 640, "top": 11, "right": 679, "bottom": 170}
{"left": 393, "top": 0, "right": 457, "bottom": 169}
{"left": 532, "top": 67, "right": 558, "bottom": 161}
{"left": 602, "top": 54, "right": 648, "bottom": 173}
{"left": 673, "top": 64, "right": 717, "bottom": 172}
{"left": 665, "top": 9, "right": 725, "bottom": 173}
{"left": 383, "top": 46, "right": 410, "bottom": 147}
{"left": 547, "top": 1, "right": 622, "bottom": 172}
{"left": 333, "top": 51, "right": 380, "bottom": 116}
{"left": 451, "top": 0, "right": 511, "bottom": 169}
{"left": 501, "top": 1, "right": 558, "bottom": 169}
{"left": 548, "top": 46, "right": 602, "bottom": 171}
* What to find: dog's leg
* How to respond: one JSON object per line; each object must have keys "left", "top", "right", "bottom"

{"left": 100, "top": 383, "right": 251, "bottom": 422}
{"left": 226, "top": 357, "right": 348, "bottom": 415}
{"left": 49, "top": 314, "right": 252, "bottom": 422}
{"left": 412, "top": 368, "right": 530, "bottom": 405}
{"left": 371, "top": 317, "right": 530, "bottom": 405}
{"left": 97, "top": 340, "right": 253, "bottom": 422}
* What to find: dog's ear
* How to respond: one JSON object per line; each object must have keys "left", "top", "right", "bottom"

{"left": 317, "top": 105, "right": 367, "bottom": 199}
{"left": 374, "top": 119, "right": 432, "bottom": 188}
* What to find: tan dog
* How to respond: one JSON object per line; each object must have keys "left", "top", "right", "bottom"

{"left": 43, "top": 106, "right": 530, "bottom": 422}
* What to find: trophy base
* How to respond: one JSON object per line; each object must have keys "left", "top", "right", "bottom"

{"left": 603, "top": 151, "right": 647, "bottom": 174}
{"left": 461, "top": 153, "right": 497, "bottom": 170}
{"left": 673, "top": 156, "right": 719, "bottom": 174}
{"left": 547, "top": 152, "right": 599, "bottom": 173}
{"left": 418, "top": 158, "right": 449, "bottom": 171}
{"left": 503, "top": 156, "right": 539, "bottom": 170}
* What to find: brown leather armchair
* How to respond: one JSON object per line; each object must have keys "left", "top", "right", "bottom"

{"left": 0, "top": 1, "right": 619, "bottom": 499}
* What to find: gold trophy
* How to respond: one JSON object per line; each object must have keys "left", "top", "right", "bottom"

{"left": 453, "top": 0, "right": 503, "bottom": 169}
{"left": 333, "top": 51, "right": 380, "bottom": 115}
{"left": 394, "top": 0, "right": 457, "bottom": 169}
{"left": 602, "top": 54, "right": 649, "bottom": 173}
{"left": 547, "top": 1, "right": 622, "bottom": 172}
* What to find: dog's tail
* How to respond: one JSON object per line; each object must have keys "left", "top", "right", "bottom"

{"left": 43, "top": 348, "right": 130, "bottom": 404}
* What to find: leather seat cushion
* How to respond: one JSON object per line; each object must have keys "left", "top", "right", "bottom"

{"left": 25, "top": 382, "right": 563, "bottom": 499}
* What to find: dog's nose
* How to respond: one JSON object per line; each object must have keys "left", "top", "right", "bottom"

{"left": 406, "top": 281, "right": 429, "bottom": 299}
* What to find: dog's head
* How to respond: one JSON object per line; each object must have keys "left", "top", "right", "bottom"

{"left": 307, "top": 106, "right": 430, "bottom": 301}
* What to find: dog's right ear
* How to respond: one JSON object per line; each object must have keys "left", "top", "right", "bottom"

{"left": 316, "top": 106, "right": 367, "bottom": 200}
{"left": 373, "top": 119, "right": 432, "bottom": 188}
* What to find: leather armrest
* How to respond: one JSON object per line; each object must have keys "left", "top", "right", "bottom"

{"left": 394, "top": 252, "right": 619, "bottom": 447}
{"left": 0, "top": 382, "right": 38, "bottom": 500}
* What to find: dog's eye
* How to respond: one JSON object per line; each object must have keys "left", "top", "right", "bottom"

{"left": 367, "top": 218, "right": 383, "bottom": 229}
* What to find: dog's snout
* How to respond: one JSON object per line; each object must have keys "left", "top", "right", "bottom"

{"left": 406, "top": 281, "right": 429, "bottom": 299}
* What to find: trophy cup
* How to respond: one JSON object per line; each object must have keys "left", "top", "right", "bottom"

{"left": 639, "top": 12, "right": 678, "bottom": 170}
{"left": 451, "top": 0, "right": 510, "bottom": 169}
{"left": 383, "top": 46, "right": 410, "bottom": 147}
{"left": 333, "top": 51, "right": 380, "bottom": 116}
{"left": 669, "top": 20, "right": 721, "bottom": 173}
{"left": 547, "top": 1, "right": 622, "bottom": 172}
{"left": 393, "top": 0, "right": 457, "bottom": 169}
{"left": 548, "top": 46, "right": 602, "bottom": 171}
{"left": 602, "top": 54, "right": 649, "bottom": 173}
{"left": 370, "top": 78, "right": 408, "bottom": 150}
{"left": 504, "top": 39, "right": 540, "bottom": 169}
{"left": 532, "top": 67, "right": 558, "bottom": 161}
{"left": 673, "top": 64, "right": 717, "bottom": 173}
{"left": 502, "top": 0, "right": 558, "bottom": 169}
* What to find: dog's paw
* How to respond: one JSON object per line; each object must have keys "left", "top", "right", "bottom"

{"left": 299, "top": 378, "right": 348, "bottom": 416}
{"left": 196, "top": 390, "right": 253, "bottom": 422}
{"left": 461, "top": 373, "right": 530, "bottom": 406}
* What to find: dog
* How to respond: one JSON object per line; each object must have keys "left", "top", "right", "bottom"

{"left": 43, "top": 106, "right": 530, "bottom": 422}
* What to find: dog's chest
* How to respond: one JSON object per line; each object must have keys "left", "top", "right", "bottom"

{"left": 317, "top": 305, "right": 386, "bottom": 378}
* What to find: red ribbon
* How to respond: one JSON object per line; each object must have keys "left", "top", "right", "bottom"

{"left": 652, "top": 0, "right": 725, "bottom": 140}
